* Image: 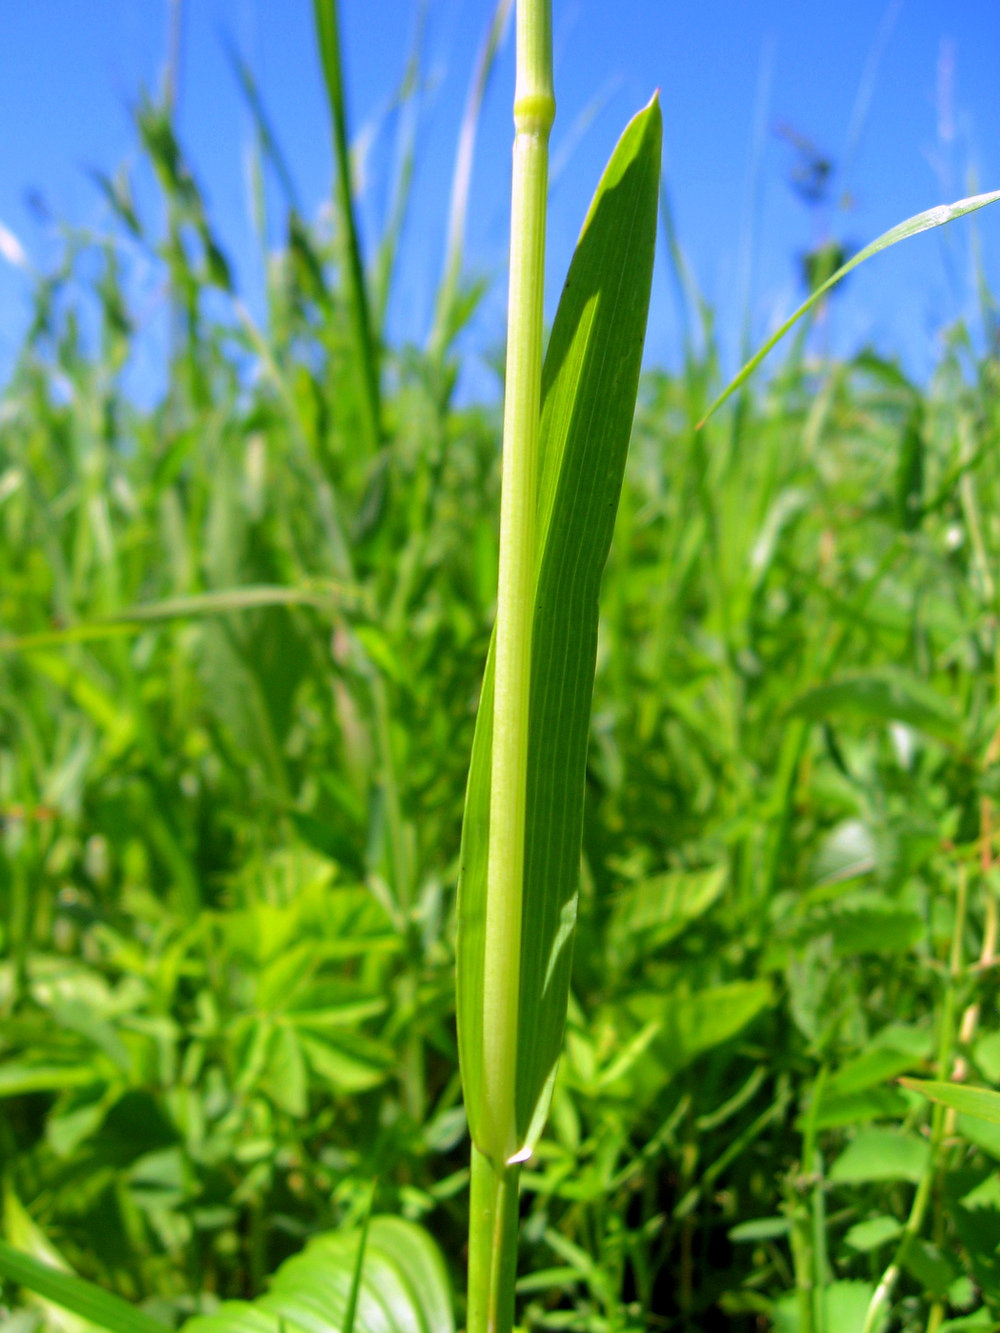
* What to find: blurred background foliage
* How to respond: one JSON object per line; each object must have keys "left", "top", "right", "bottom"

{"left": 3, "top": 7, "right": 1000, "bottom": 1333}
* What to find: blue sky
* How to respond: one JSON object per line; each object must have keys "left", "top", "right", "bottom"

{"left": 0, "top": 1, "right": 998, "bottom": 399}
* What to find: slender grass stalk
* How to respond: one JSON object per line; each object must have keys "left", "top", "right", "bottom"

{"left": 862, "top": 865, "right": 968, "bottom": 1333}
{"left": 313, "top": 0, "right": 382, "bottom": 453}
{"left": 467, "top": 2, "right": 553, "bottom": 1330}
{"left": 481, "top": 0, "right": 553, "bottom": 1174}
{"left": 429, "top": 0, "right": 513, "bottom": 362}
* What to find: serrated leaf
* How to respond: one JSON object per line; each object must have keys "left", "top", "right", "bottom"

{"left": 903, "top": 1239, "right": 959, "bottom": 1299}
{"left": 456, "top": 97, "right": 662, "bottom": 1161}
{"left": 829, "top": 1128, "right": 929, "bottom": 1183}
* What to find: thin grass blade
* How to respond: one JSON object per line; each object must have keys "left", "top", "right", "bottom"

{"left": 342, "top": 1183, "right": 376, "bottom": 1333}
{"left": 313, "top": 0, "right": 381, "bottom": 451}
{"left": 429, "top": 0, "right": 513, "bottom": 359}
{"left": 0, "top": 1241, "right": 167, "bottom": 1333}
{"left": 0, "top": 584, "right": 357, "bottom": 654}
{"left": 699, "top": 188, "right": 1000, "bottom": 427}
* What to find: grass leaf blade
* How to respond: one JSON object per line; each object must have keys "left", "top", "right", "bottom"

{"left": 0, "top": 1241, "right": 168, "bottom": 1333}
{"left": 312, "top": 0, "right": 381, "bottom": 451}
{"left": 900, "top": 1079, "right": 1000, "bottom": 1125}
{"left": 699, "top": 188, "right": 1000, "bottom": 427}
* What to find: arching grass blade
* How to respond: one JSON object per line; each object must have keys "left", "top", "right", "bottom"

{"left": 0, "top": 1241, "right": 168, "bottom": 1333}
{"left": 698, "top": 188, "right": 1000, "bottom": 428}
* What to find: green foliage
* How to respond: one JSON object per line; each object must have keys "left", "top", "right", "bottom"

{"left": 186, "top": 1217, "right": 453, "bottom": 1333}
{"left": 4, "top": 10, "right": 1000, "bottom": 1333}
{"left": 0, "top": 1240, "right": 166, "bottom": 1333}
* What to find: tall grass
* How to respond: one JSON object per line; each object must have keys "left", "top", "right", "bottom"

{"left": 2, "top": 6, "right": 1000, "bottom": 1333}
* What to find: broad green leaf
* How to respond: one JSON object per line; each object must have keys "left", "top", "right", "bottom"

{"left": 829, "top": 903, "right": 925, "bottom": 956}
{"left": 844, "top": 1216, "right": 903, "bottom": 1252}
{"left": 609, "top": 864, "right": 726, "bottom": 957}
{"left": 809, "top": 1087, "right": 910, "bottom": 1130}
{"left": 728, "top": 1217, "right": 790, "bottom": 1242}
{"left": 829, "top": 1128, "right": 929, "bottom": 1184}
{"left": 874, "top": 1023, "right": 935, "bottom": 1060}
{"left": 772, "top": 1280, "right": 875, "bottom": 1333}
{"left": 700, "top": 187, "right": 1000, "bottom": 425}
{"left": 0, "top": 1063, "right": 107, "bottom": 1097}
{"left": 901, "top": 1079, "right": 1000, "bottom": 1125}
{"left": 456, "top": 96, "right": 662, "bottom": 1160}
{"left": 184, "top": 1216, "right": 454, "bottom": 1333}
{"left": 299, "top": 1032, "right": 390, "bottom": 1092}
{"left": 962, "top": 1175, "right": 1000, "bottom": 1209}
{"left": 827, "top": 1045, "right": 925, "bottom": 1097}
{"left": 625, "top": 980, "right": 773, "bottom": 1081}
{"left": 262, "top": 1025, "right": 307, "bottom": 1117}
{"left": 789, "top": 669, "right": 959, "bottom": 744}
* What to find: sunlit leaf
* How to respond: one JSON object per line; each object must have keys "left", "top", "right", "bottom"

{"left": 457, "top": 96, "right": 662, "bottom": 1160}
{"left": 700, "top": 187, "right": 1000, "bottom": 426}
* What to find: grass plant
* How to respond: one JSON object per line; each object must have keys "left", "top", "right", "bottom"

{"left": 3, "top": 4, "right": 1000, "bottom": 1333}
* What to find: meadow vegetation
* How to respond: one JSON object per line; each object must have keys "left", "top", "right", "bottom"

{"left": 3, "top": 6, "right": 1000, "bottom": 1333}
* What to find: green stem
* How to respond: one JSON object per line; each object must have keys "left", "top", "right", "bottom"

{"left": 811, "top": 1149, "right": 828, "bottom": 1333}
{"left": 480, "top": 0, "right": 553, "bottom": 1171}
{"left": 468, "top": 3, "right": 552, "bottom": 1329}
{"left": 862, "top": 866, "right": 968, "bottom": 1333}
{"left": 468, "top": 1148, "right": 521, "bottom": 1333}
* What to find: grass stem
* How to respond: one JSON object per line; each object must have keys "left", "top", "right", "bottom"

{"left": 468, "top": 1, "right": 553, "bottom": 1326}
{"left": 480, "top": 0, "right": 553, "bottom": 1170}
